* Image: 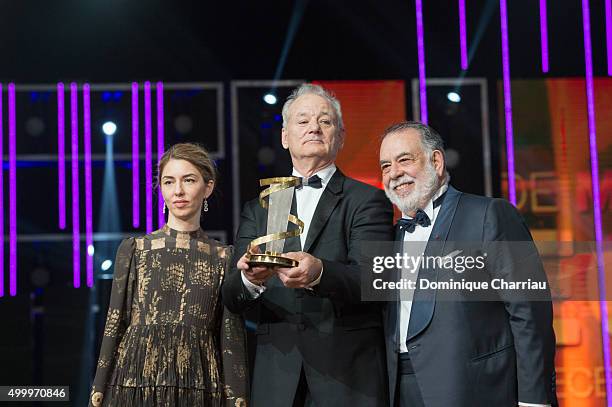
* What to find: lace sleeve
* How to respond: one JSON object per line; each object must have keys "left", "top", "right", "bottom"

{"left": 89, "top": 238, "right": 136, "bottom": 407}
{"left": 219, "top": 245, "right": 249, "bottom": 406}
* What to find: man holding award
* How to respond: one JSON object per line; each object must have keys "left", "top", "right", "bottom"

{"left": 222, "top": 84, "right": 393, "bottom": 406}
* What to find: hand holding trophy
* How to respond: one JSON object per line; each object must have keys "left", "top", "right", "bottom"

{"left": 245, "top": 176, "right": 304, "bottom": 267}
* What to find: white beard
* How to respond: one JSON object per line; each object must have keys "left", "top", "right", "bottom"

{"left": 384, "top": 161, "right": 439, "bottom": 215}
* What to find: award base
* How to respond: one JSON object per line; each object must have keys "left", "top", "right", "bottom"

{"left": 246, "top": 252, "right": 299, "bottom": 268}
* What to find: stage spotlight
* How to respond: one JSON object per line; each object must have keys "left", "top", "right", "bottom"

{"left": 263, "top": 94, "right": 277, "bottom": 105}
{"left": 447, "top": 92, "right": 461, "bottom": 103}
{"left": 25, "top": 117, "right": 45, "bottom": 137}
{"left": 102, "top": 121, "right": 117, "bottom": 136}
{"left": 30, "top": 266, "right": 50, "bottom": 288}
{"left": 257, "top": 146, "right": 276, "bottom": 165}
{"left": 101, "top": 259, "right": 113, "bottom": 271}
{"left": 174, "top": 115, "right": 193, "bottom": 134}
{"left": 87, "top": 244, "right": 95, "bottom": 257}
{"left": 445, "top": 148, "right": 461, "bottom": 169}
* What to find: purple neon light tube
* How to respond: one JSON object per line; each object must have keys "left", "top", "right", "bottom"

{"left": 415, "top": 0, "right": 428, "bottom": 124}
{"left": 57, "top": 83, "right": 66, "bottom": 230}
{"left": 582, "top": 0, "right": 612, "bottom": 403}
{"left": 0, "top": 84, "right": 3, "bottom": 297}
{"left": 156, "top": 82, "right": 165, "bottom": 228}
{"left": 8, "top": 84, "right": 17, "bottom": 296}
{"left": 499, "top": 0, "right": 516, "bottom": 205}
{"left": 144, "top": 82, "right": 153, "bottom": 233}
{"left": 607, "top": 0, "right": 612, "bottom": 76}
{"left": 539, "top": 0, "right": 549, "bottom": 73}
{"left": 83, "top": 85, "right": 94, "bottom": 288}
{"left": 131, "top": 83, "right": 140, "bottom": 229}
{"left": 70, "top": 83, "right": 80, "bottom": 288}
{"left": 459, "top": 0, "right": 468, "bottom": 70}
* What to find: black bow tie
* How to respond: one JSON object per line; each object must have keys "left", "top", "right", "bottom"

{"left": 397, "top": 209, "right": 431, "bottom": 233}
{"left": 396, "top": 191, "right": 447, "bottom": 234}
{"left": 299, "top": 175, "right": 322, "bottom": 189}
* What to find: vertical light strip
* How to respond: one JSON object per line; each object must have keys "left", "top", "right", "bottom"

{"left": 581, "top": 0, "right": 612, "bottom": 403}
{"left": 459, "top": 0, "right": 468, "bottom": 70}
{"left": 499, "top": 0, "right": 517, "bottom": 205}
{"left": 0, "top": 84, "right": 3, "bottom": 297}
{"left": 8, "top": 84, "right": 17, "bottom": 296}
{"left": 606, "top": 0, "right": 612, "bottom": 76}
{"left": 83, "top": 84, "right": 94, "bottom": 288}
{"left": 131, "top": 83, "right": 140, "bottom": 229}
{"left": 415, "top": 0, "right": 428, "bottom": 124}
{"left": 57, "top": 83, "right": 66, "bottom": 230}
{"left": 156, "top": 82, "right": 165, "bottom": 228}
{"left": 539, "top": 0, "right": 550, "bottom": 73}
{"left": 144, "top": 81, "right": 153, "bottom": 233}
{"left": 70, "top": 83, "right": 80, "bottom": 288}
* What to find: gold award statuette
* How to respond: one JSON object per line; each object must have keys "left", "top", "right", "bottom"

{"left": 246, "top": 176, "right": 304, "bottom": 268}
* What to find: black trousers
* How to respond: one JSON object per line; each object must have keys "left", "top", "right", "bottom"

{"left": 396, "top": 353, "right": 425, "bottom": 407}
{"left": 293, "top": 368, "right": 315, "bottom": 407}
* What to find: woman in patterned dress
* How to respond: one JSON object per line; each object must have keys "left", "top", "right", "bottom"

{"left": 90, "top": 143, "right": 248, "bottom": 406}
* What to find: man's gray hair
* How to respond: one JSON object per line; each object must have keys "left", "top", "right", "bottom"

{"left": 381, "top": 121, "right": 450, "bottom": 182}
{"left": 281, "top": 83, "right": 344, "bottom": 130}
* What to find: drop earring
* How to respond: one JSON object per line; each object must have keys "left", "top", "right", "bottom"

{"left": 203, "top": 199, "right": 209, "bottom": 213}
{"left": 163, "top": 204, "right": 167, "bottom": 214}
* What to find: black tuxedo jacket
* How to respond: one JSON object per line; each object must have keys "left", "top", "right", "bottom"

{"left": 222, "top": 169, "right": 394, "bottom": 407}
{"left": 383, "top": 186, "right": 557, "bottom": 407}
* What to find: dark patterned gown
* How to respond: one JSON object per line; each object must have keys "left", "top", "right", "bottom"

{"left": 89, "top": 225, "right": 248, "bottom": 407}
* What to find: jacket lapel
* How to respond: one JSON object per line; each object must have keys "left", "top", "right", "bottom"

{"left": 302, "top": 170, "right": 344, "bottom": 253}
{"left": 387, "top": 223, "right": 406, "bottom": 349}
{"left": 407, "top": 185, "right": 462, "bottom": 341}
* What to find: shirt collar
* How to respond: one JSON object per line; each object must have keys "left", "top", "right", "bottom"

{"left": 292, "top": 164, "right": 337, "bottom": 188}
{"left": 402, "top": 182, "right": 449, "bottom": 220}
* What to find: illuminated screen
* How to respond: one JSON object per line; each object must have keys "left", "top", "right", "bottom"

{"left": 499, "top": 78, "right": 612, "bottom": 405}
{"left": 314, "top": 80, "right": 406, "bottom": 189}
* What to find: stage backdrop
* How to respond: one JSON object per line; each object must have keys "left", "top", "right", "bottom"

{"left": 314, "top": 80, "right": 406, "bottom": 189}
{"left": 499, "top": 78, "right": 612, "bottom": 406}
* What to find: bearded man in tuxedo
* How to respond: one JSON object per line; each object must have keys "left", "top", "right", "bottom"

{"left": 379, "top": 121, "right": 557, "bottom": 407}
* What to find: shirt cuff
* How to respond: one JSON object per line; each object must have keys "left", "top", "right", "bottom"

{"left": 306, "top": 266, "right": 323, "bottom": 289}
{"left": 241, "top": 271, "right": 266, "bottom": 298}
{"left": 518, "top": 402, "right": 551, "bottom": 407}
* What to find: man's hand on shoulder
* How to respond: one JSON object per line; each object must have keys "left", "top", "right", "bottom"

{"left": 276, "top": 252, "right": 323, "bottom": 288}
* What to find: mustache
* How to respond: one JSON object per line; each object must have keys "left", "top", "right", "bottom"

{"left": 388, "top": 175, "right": 416, "bottom": 190}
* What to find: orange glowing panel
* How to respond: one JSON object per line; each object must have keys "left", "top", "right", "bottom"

{"left": 500, "top": 78, "right": 612, "bottom": 405}
{"left": 314, "top": 80, "right": 406, "bottom": 189}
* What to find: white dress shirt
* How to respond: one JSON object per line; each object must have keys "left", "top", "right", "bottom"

{"left": 398, "top": 183, "right": 549, "bottom": 407}
{"left": 241, "top": 164, "right": 337, "bottom": 297}
{"left": 398, "top": 184, "right": 447, "bottom": 353}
